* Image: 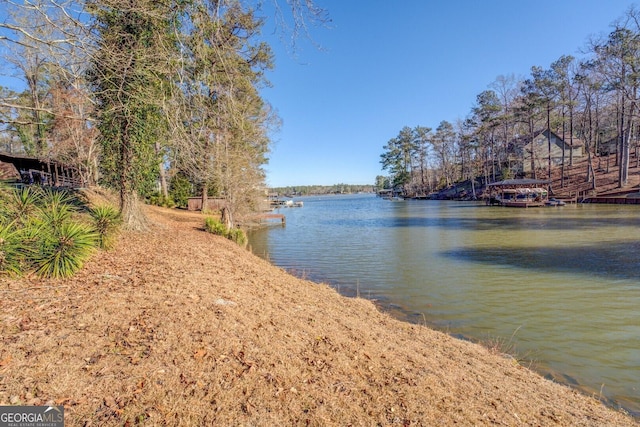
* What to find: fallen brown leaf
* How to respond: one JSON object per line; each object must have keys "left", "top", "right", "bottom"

{"left": 193, "top": 348, "right": 207, "bottom": 361}
{"left": 0, "top": 354, "right": 12, "bottom": 367}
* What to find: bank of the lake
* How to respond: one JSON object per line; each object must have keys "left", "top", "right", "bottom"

{"left": 249, "top": 193, "right": 640, "bottom": 417}
{"left": 0, "top": 205, "right": 637, "bottom": 426}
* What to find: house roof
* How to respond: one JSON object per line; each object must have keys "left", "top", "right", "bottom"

{"left": 0, "top": 153, "right": 49, "bottom": 172}
{"left": 513, "top": 129, "right": 584, "bottom": 148}
{"left": 540, "top": 129, "right": 584, "bottom": 147}
{"left": 0, "top": 152, "right": 80, "bottom": 173}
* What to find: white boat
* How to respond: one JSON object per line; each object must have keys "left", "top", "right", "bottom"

{"left": 545, "top": 198, "right": 566, "bottom": 207}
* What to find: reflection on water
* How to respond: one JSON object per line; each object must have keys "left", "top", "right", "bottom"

{"left": 248, "top": 194, "right": 640, "bottom": 415}
{"left": 446, "top": 241, "right": 640, "bottom": 281}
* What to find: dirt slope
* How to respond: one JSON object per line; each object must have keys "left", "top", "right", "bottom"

{"left": 0, "top": 205, "right": 637, "bottom": 426}
{"left": 549, "top": 152, "right": 640, "bottom": 198}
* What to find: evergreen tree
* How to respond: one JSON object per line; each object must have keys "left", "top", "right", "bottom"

{"left": 380, "top": 126, "right": 417, "bottom": 193}
{"left": 472, "top": 90, "right": 501, "bottom": 182}
{"left": 88, "top": 0, "right": 178, "bottom": 229}
{"left": 413, "top": 126, "right": 432, "bottom": 194}
{"left": 431, "top": 121, "right": 457, "bottom": 188}
{"left": 172, "top": 0, "right": 274, "bottom": 227}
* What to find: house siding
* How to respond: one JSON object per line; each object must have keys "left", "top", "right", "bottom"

{"left": 521, "top": 131, "right": 583, "bottom": 173}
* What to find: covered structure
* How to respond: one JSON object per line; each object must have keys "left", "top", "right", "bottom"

{"left": 0, "top": 152, "right": 84, "bottom": 188}
{"left": 486, "top": 179, "right": 551, "bottom": 207}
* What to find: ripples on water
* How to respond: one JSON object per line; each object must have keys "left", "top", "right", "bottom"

{"left": 248, "top": 194, "right": 640, "bottom": 415}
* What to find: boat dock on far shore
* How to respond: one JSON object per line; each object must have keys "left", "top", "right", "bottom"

{"left": 268, "top": 194, "right": 304, "bottom": 208}
{"left": 486, "top": 179, "right": 551, "bottom": 208}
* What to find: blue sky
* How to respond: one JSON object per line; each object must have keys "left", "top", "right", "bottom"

{"left": 259, "top": 0, "right": 636, "bottom": 187}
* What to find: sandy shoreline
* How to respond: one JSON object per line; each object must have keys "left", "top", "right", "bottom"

{"left": 0, "top": 205, "right": 637, "bottom": 426}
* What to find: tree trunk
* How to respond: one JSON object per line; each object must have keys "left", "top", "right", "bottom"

{"left": 530, "top": 135, "right": 536, "bottom": 180}
{"left": 561, "top": 110, "right": 566, "bottom": 188}
{"left": 221, "top": 205, "right": 232, "bottom": 230}
{"left": 120, "top": 190, "right": 149, "bottom": 231}
{"left": 201, "top": 182, "right": 208, "bottom": 212}
{"left": 119, "top": 119, "right": 149, "bottom": 231}
{"left": 619, "top": 91, "right": 634, "bottom": 188}
{"left": 93, "top": 157, "right": 100, "bottom": 186}
{"left": 547, "top": 107, "right": 551, "bottom": 184}
{"left": 621, "top": 117, "right": 632, "bottom": 186}
{"left": 490, "top": 132, "right": 496, "bottom": 182}
{"left": 156, "top": 141, "right": 169, "bottom": 199}
{"left": 569, "top": 107, "right": 574, "bottom": 167}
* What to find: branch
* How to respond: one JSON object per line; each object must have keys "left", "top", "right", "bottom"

{"left": 0, "top": 23, "right": 75, "bottom": 46}
{"left": 0, "top": 101, "right": 96, "bottom": 123}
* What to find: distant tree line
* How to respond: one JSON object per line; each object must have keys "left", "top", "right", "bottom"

{"left": 271, "top": 184, "right": 375, "bottom": 196}
{"left": 0, "top": 0, "right": 326, "bottom": 229}
{"left": 381, "top": 5, "right": 640, "bottom": 197}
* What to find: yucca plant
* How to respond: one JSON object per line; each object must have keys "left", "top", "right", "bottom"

{"left": 4, "top": 186, "right": 41, "bottom": 225}
{"left": 38, "top": 203, "right": 75, "bottom": 232}
{"left": 0, "top": 223, "right": 25, "bottom": 276}
{"left": 89, "top": 204, "right": 121, "bottom": 250}
{"left": 15, "top": 215, "right": 48, "bottom": 268}
{"left": 0, "top": 183, "right": 14, "bottom": 222}
{"left": 40, "top": 187, "right": 77, "bottom": 209}
{"left": 0, "top": 186, "right": 111, "bottom": 277}
{"left": 35, "top": 222, "right": 98, "bottom": 278}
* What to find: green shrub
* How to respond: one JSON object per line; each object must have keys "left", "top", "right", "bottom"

{"left": 40, "top": 188, "right": 77, "bottom": 209}
{"left": 227, "top": 227, "right": 247, "bottom": 247}
{"left": 0, "top": 224, "right": 25, "bottom": 276}
{"left": 169, "top": 174, "right": 193, "bottom": 208}
{"left": 0, "top": 186, "right": 118, "bottom": 278}
{"left": 163, "top": 196, "right": 176, "bottom": 208}
{"left": 4, "top": 186, "right": 41, "bottom": 225}
{"left": 148, "top": 193, "right": 176, "bottom": 208}
{"left": 89, "top": 204, "right": 122, "bottom": 250}
{"left": 37, "top": 199, "right": 75, "bottom": 232}
{"left": 204, "top": 217, "right": 247, "bottom": 247}
{"left": 34, "top": 222, "right": 98, "bottom": 278}
{"left": 204, "top": 217, "right": 227, "bottom": 236}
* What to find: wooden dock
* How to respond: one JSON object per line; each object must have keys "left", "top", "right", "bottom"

{"left": 258, "top": 213, "right": 286, "bottom": 224}
{"left": 582, "top": 194, "right": 640, "bottom": 204}
{"left": 501, "top": 201, "right": 546, "bottom": 208}
{"left": 581, "top": 189, "right": 640, "bottom": 204}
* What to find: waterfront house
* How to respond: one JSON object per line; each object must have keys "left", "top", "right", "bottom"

{"left": 515, "top": 130, "right": 584, "bottom": 175}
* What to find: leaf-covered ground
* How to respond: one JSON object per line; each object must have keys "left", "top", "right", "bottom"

{"left": 0, "top": 205, "right": 637, "bottom": 426}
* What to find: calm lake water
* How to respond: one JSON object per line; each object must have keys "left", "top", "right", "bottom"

{"left": 247, "top": 193, "right": 640, "bottom": 415}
